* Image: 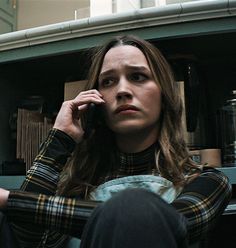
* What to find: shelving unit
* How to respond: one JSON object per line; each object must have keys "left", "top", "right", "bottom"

{"left": 1, "top": 1, "right": 236, "bottom": 164}
{"left": 0, "top": 0, "right": 235, "bottom": 178}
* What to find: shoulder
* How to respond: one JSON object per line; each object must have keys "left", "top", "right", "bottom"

{"left": 185, "top": 166, "right": 232, "bottom": 196}
{"left": 199, "top": 166, "right": 230, "bottom": 183}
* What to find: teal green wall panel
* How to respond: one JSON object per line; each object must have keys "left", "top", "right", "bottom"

{"left": 0, "top": 16, "right": 236, "bottom": 64}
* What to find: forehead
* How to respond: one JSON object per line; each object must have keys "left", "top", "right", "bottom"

{"left": 101, "top": 45, "right": 149, "bottom": 70}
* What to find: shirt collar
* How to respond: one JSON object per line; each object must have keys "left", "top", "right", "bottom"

{"left": 117, "top": 142, "right": 158, "bottom": 169}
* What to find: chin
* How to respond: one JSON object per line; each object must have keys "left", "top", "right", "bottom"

{"left": 110, "top": 123, "right": 146, "bottom": 134}
{"left": 108, "top": 118, "right": 160, "bottom": 136}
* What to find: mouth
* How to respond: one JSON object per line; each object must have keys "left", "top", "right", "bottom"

{"left": 114, "top": 105, "right": 139, "bottom": 114}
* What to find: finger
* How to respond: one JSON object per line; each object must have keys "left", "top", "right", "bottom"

{"left": 75, "top": 90, "right": 103, "bottom": 100}
{"left": 73, "top": 102, "right": 96, "bottom": 119}
{"left": 75, "top": 94, "right": 104, "bottom": 101}
{"left": 79, "top": 89, "right": 102, "bottom": 97}
{"left": 78, "top": 104, "right": 88, "bottom": 112}
{"left": 73, "top": 94, "right": 105, "bottom": 106}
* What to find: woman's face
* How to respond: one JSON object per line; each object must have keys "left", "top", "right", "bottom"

{"left": 98, "top": 45, "right": 162, "bottom": 138}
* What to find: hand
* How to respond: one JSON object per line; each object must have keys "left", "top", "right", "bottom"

{"left": 53, "top": 89, "right": 105, "bottom": 143}
{"left": 0, "top": 188, "right": 9, "bottom": 209}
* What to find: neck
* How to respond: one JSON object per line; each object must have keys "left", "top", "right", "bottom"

{"left": 115, "top": 128, "right": 158, "bottom": 153}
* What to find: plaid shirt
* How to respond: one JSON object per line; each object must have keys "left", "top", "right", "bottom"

{"left": 6, "top": 129, "right": 232, "bottom": 247}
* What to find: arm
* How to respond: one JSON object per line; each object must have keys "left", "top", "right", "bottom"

{"left": 5, "top": 130, "right": 76, "bottom": 245}
{"left": 2, "top": 168, "right": 231, "bottom": 240}
{"left": 20, "top": 128, "right": 75, "bottom": 194}
{"left": 171, "top": 167, "right": 232, "bottom": 243}
{"left": 21, "top": 89, "right": 104, "bottom": 194}
{"left": 5, "top": 90, "right": 105, "bottom": 245}
{"left": 3, "top": 191, "right": 99, "bottom": 238}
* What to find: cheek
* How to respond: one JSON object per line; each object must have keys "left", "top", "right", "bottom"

{"left": 147, "top": 92, "right": 162, "bottom": 119}
{"left": 101, "top": 90, "right": 115, "bottom": 111}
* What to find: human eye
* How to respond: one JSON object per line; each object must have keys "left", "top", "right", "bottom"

{"left": 130, "top": 72, "right": 148, "bottom": 82}
{"left": 99, "top": 77, "right": 116, "bottom": 88}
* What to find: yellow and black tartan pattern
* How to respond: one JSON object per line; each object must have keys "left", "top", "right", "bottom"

{"left": 6, "top": 129, "right": 232, "bottom": 247}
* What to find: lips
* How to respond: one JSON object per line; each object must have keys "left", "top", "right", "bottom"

{"left": 114, "top": 104, "right": 139, "bottom": 114}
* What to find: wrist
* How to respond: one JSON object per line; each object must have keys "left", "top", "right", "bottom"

{"left": 52, "top": 127, "right": 82, "bottom": 144}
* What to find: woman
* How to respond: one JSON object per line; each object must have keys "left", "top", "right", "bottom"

{"left": 0, "top": 35, "right": 231, "bottom": 248}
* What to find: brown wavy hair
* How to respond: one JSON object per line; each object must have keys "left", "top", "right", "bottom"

{"left": 57, "top": 35, "right": 200, "bottom": 198}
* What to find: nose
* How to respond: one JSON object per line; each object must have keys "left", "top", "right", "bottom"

{"left": 116, "top": 77, "right": 133, "bottom": 101}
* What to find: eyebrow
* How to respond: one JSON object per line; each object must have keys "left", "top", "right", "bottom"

{"left": 99, "top": 65, "right": 150, "bottom": 78}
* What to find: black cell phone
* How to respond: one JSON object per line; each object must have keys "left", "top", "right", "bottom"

{"left": 83, "top": 103, "right": 100, "bottom": 139}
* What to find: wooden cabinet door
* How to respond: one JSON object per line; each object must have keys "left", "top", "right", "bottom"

{"left": 0, "top": 0, "right": 17, "bottom": 34}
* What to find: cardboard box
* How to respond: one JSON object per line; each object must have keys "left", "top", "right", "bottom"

{"left": 64, "top": 80, "right": 88, "bottom": 100}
